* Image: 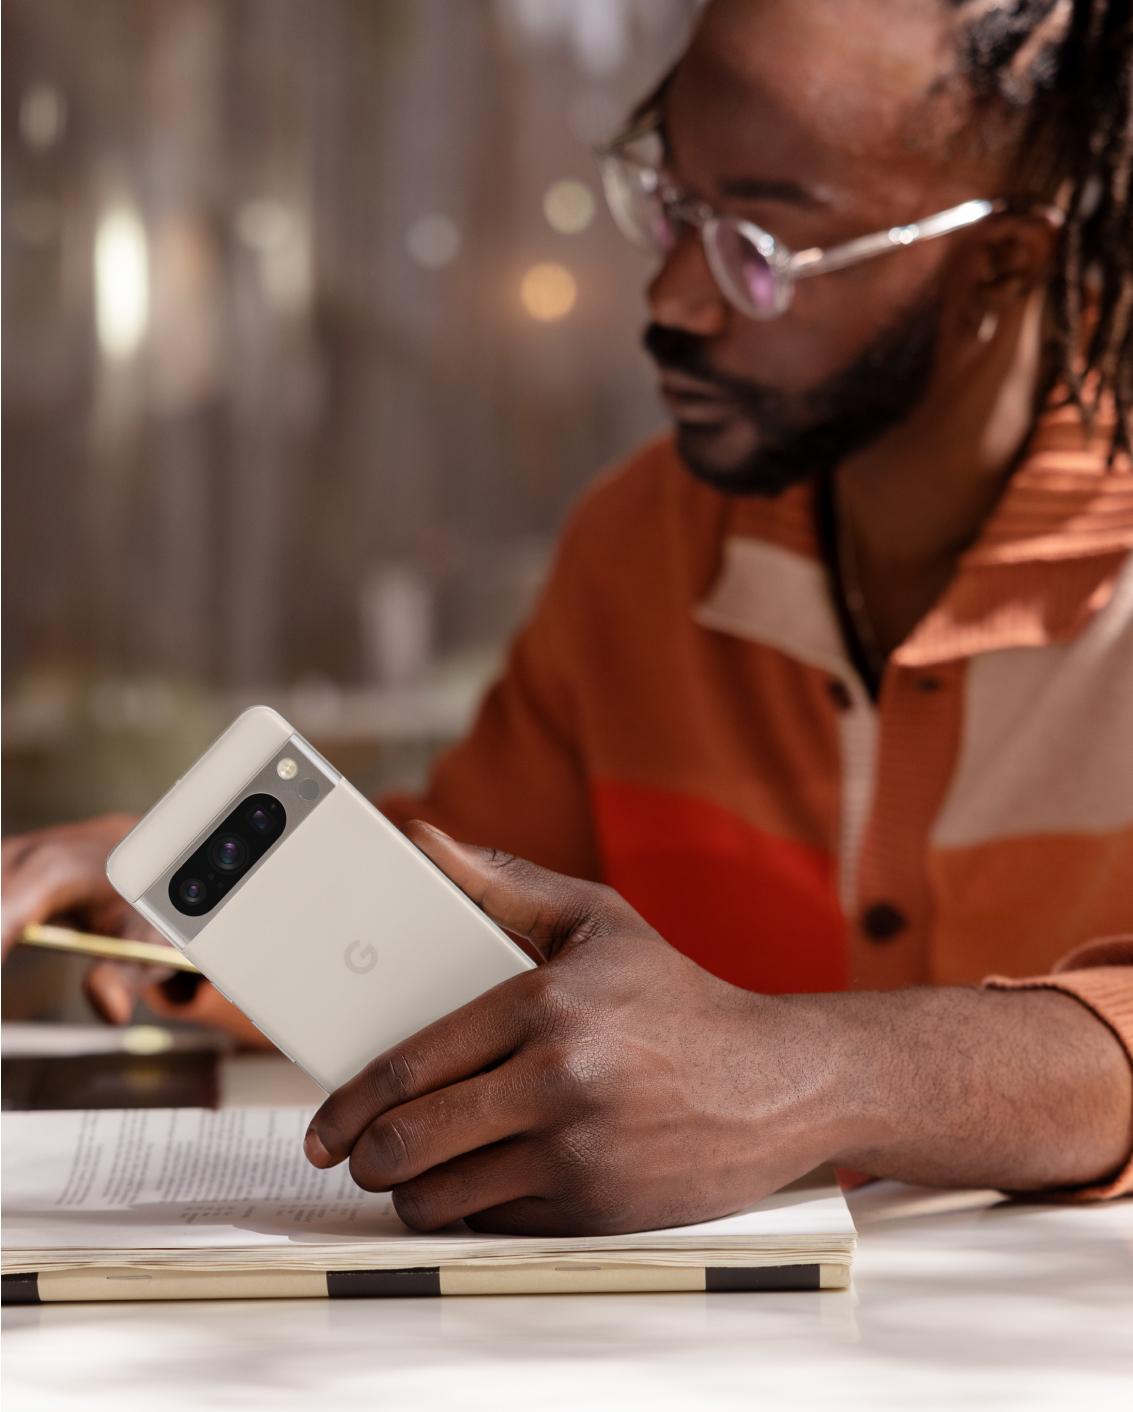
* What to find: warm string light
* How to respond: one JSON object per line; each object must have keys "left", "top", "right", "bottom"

{"left": 521, "top": 262, "right": 577, "bottom": 321}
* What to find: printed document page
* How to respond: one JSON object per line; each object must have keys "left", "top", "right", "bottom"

{"left": 3, "top": 1108, "right": 856, "bottom": 1263}
{"left": 4, "top": 1109, "right": 396, "bottom": 1250}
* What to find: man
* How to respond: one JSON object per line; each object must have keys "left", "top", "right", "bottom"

{"left": 4, "top": 0, "right": 1132, "bottom": 1233}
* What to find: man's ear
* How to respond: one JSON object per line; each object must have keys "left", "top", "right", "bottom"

{"left": 962, "top": 210, "right": 1063, "bottom": 340}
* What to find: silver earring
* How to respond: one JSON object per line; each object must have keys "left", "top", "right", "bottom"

{"left": 977, "top": 309, "right": 999, "bottom": 343}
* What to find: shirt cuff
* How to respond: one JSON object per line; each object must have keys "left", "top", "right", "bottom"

{"left": 984, "top": 935, "right": 1133, "bottom": 1200}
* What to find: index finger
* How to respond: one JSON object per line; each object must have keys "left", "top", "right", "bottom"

{"left": 305, "top": 966, "right": 542, "bottom": 1169}
{"left": 405, "top": 822, "right": 632, "bottom": 958}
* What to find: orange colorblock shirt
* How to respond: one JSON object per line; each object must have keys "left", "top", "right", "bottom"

{"left": 383, "top": 402, "right": 1133, "bottom": 1197}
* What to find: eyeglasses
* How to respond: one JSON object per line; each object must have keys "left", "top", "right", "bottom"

{"left": 598, "top": 134, "right": 1007, "bottom": 322}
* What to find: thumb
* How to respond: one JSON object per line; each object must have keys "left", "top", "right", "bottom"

{"left": 405, "top": 820, "right": 645, "bottom": 960}
{"left": 84, "top": 960, "right": 174, "bottom": 1026}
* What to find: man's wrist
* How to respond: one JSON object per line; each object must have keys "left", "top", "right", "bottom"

{"left": 757, "top": 986, "right": 1133, "bottom": 1193}
{"left": 740, "top": 991, "right": 888, "bottom": 1185}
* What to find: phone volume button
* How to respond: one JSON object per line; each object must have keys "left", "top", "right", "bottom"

{"left": 194, "top": 972, "right": 285, "bottom": 1060}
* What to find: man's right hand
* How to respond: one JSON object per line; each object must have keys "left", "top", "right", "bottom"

{"left": 1, "top": 815, "right": 273, "bottom": 1045}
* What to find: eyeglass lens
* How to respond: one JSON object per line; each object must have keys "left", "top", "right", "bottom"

{"left": 603, "top": 157, "right": 786, "bottom": 320}
{"left": 603, "top": 160, "right": 678, "bottom": 251}
{"left": 703, "top": 221, "right": 785, "bottom": 320}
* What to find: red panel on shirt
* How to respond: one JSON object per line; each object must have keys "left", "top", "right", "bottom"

{"left": 591, "top": 780, "right": 846, "bottom": 994}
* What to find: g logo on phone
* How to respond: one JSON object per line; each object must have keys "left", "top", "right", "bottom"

{"left": 344, "top": 940, "right": 377, "bottom": 975}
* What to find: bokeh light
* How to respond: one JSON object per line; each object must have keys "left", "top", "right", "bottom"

{"left": 236, "top": 198, "right": 311, "bottom": 316}
{"left": 20, "top": 84, "right": 66, "bottom": 150}
{"left": 236, "top": 198, "right": 295, "bottom": 252}
{"left": 94, "top": 205, "right": 149, "bottom": 359}
{"left": 521, "top": 262, "right": 577, "bottom": 320}
{"left": 406, "top": 214, "right": 462, "bottom": 270}
{"left": 543, "top": 179, "right": 596, "bottom": 235}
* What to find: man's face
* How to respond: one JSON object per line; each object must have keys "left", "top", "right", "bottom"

{"left": 645, "top": 0, "right": 996, "bottom": 494}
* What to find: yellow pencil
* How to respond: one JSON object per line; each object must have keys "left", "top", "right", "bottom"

{"left": 19, "top": 922, "right": 201, "bottom": 973}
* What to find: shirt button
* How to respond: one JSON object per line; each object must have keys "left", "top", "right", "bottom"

{"left": 826, "top": 678, "right": 853, "bottom": 711}
{"left": 861, "top": 903, "right": 907, "bottom": 941}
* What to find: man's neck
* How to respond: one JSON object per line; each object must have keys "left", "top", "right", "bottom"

{"left": 835, "top": 289, "right": 1050, "bottom": 658}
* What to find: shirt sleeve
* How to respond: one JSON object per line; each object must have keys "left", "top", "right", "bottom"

{"left": 984, "top": 935, "right": 1133, "bottom": 1199}
{"left": 378, "top": 524, "right": 603, "bottom": 884}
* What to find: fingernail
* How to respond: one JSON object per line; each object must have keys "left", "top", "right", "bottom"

{"left": 414, "top": 820, "right": 453, "bottom": 841}
{"left": 304, "top": 1129, "right": 331, "bottom": 1166}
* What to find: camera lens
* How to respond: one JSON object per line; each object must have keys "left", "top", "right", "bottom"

{"left": 179, "top": 878, "right": 208, "bottom": 906}
{"left": 209, "top": 834, "right": 249, "bottom": 873}
{"left": 248, "top": 807, "right": 272, "bottom": 833}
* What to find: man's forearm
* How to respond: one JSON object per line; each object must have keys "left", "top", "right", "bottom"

{"left": 778, "top": 986, "right": 1133, "bottom": 1192}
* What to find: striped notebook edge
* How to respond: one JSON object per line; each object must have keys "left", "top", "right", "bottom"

{"left": 3, "top": 1262, "right": 850, "bottom": 1303}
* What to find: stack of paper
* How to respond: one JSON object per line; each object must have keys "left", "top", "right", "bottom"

{"left": 2, "top": 1108, "right": 856, "bottom": 1302}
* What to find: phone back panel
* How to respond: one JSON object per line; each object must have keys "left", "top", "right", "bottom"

{"left": 185, "top": 781, "right": 530, "bottom": 1091}
{"left": 106, "top": 707, "right": 534, "bottom": 1093}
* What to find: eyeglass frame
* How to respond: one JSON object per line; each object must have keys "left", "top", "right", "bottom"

{"left": 597, "top": 130, "right": 1063, "bottom": 321}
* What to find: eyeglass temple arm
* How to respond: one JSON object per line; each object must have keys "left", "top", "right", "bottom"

{"left": 787, "top": 199, "right": 1006, "bottom": 279}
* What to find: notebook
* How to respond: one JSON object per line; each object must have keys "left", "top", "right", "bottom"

{"left": 1, "top": 1107, "right": 856, "bottom": 1303}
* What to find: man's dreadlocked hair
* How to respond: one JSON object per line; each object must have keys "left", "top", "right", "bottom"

{"left": 950, "top": 0, "right": 1132, "bottom": 455}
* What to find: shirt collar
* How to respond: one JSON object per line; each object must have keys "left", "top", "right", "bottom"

{"left": 897, "top": 398, "right": 1132, "bottom": 664}
{"left": 694, "top": 398, "right": 1133, "bottom": 668}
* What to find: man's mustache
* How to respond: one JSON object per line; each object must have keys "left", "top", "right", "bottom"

{"left": 643, "top": 322, "right": 725, "bottom": 383}
{"left": 642, "top": 323, "right": 780, "bottom": 414}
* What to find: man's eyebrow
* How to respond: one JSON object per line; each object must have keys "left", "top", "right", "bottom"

{"left": 656, "top": 121, "right": 831, "bottom": 208}
{"left": 717, "top": 177, "right": 830, "bottom": 207}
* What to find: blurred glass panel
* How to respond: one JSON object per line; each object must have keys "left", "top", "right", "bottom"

{"left": 3, "top": 0, "right": 696, "bottom": 827}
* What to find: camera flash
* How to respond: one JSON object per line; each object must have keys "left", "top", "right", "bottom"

{"left": 277, "top": 757, "right": 298, "bottom": 780}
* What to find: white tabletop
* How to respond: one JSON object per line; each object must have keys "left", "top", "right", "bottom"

{"left": 3, "top": 1056, "right": 1132, "bottom": 1411}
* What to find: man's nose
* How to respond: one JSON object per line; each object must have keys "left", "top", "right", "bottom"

{"left": 647, "top": 229, "right": 729, "bottom": 337}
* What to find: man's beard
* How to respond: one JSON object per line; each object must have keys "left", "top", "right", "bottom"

{"left": 643, "top": 299, "right": 940, "bottom": 498}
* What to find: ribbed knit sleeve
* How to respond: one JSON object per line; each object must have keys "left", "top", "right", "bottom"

{"left": 985, "top": 936, "right": 1133, "bottom": 1198}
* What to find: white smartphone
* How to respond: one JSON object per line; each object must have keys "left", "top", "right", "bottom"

{"left": 106, "top": 706, "right": 535, "bottom": 1092}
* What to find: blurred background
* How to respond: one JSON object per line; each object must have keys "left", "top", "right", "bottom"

{"left": 3, "top": 0, "right": 698, "bottom": 1021}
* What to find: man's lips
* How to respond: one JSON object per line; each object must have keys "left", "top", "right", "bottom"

{"left": 657, "top": 369, "right": 738, "bottom": 425}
